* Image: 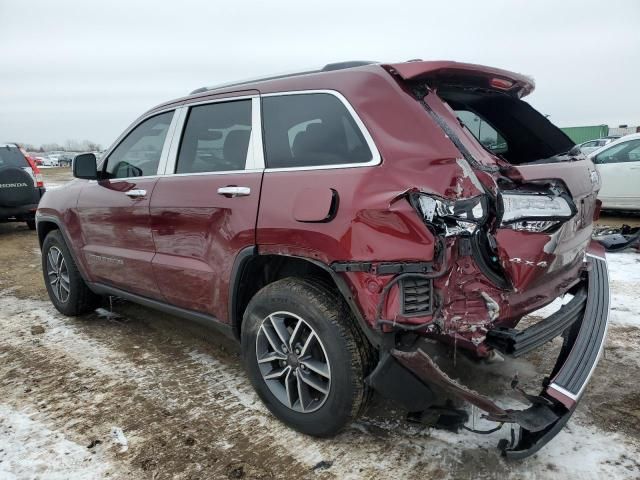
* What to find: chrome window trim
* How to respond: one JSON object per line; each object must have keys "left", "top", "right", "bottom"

{"left": 162, "top": 95, "right": 260, "bottom": 177}
{"left": 260, "top": 89, "right": 382, "bottom": 172}
{"left": 97, "top": 106, "right": 179, "bottom": 178}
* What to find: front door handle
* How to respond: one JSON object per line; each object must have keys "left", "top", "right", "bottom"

{"left": 217, "top": 186, "right": 251, "bottom": 197}
{"left": 125, "top": 189, "right": 147, "bottom": 198}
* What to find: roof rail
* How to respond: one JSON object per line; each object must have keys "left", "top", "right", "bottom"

{"left": 189, "top": 61, "right": 379, "bottom": 95}
{"left": 321, "top": 61, "right": 378, "bottom": 71}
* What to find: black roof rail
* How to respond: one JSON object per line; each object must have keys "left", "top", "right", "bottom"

{"left": 189, "top": 61, "right": 379, "bottom": 95}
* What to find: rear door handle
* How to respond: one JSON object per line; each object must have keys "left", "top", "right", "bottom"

{"left": 125, "top": 189, "right": 147, "bottom": 198}
{"left": 217, "top": 186, "right": 251, "bottom": 197}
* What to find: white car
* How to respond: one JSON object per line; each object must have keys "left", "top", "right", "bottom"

{"left": 589, "top": 133, "right": 640, "bottom": 211}
{"left": 578, "top": 137, "right": 618, "bottom": 155}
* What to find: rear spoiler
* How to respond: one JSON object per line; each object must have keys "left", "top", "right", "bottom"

{"left": 382, "top": 61, "right": 535, "bottom": 98}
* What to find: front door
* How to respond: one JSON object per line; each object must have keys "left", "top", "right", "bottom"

{"left": 149, "top": 95, "right": 262, "bottom": 320}
{"left": 77, "top": 110, "right": 176, "bottom": 299}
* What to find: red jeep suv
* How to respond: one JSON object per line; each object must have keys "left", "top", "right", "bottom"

{"left": 36, "top": 60, "right": 609, "bottom": 458}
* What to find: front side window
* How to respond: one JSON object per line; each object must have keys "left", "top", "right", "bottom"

{"left": 262, "top": 93, "right": 373, "bottom": 168}
{"left": 176, "top": 100, "right": 252, "bottom": 174}
{"left": 105, "top": 111, "right": 174, "bottom": 178}
{"left": 595, "top": 139, "right": 640, "bottom": 164}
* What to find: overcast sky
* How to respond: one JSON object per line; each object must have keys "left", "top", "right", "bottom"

{"left": 1, "top": 0, "right": 638, "bottom": 148}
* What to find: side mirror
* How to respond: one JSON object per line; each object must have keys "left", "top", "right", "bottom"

{"left": 73, "top": 153, "right": 98, "bottom": 180}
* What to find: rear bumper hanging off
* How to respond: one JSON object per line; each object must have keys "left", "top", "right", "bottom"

{"left": 391, "top": 251, "right": 610, "bottom": 459}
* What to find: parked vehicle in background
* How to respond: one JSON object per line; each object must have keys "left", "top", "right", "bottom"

{"left": 589, "top": 133, "right": 640, "bottom": 211}
{"left": 0, "top": 143, "right": 46, "bottom": 229}
{"left": 58, "top": 154, "right": 74, "bottom": 167}
{"left": 578, "top": 137, "right": 618, "bottom": 154}
{"left": 37, "top": 60, "right": 608, "bottom": 459}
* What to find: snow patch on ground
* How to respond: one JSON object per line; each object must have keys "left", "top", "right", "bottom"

{"left": 607, "top": 252, "right": 640, "bottom": 327}
{"left": 0, "top": 404, "right": 114, "bottom": 480}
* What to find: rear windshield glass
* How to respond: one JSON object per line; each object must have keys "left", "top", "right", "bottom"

{"left": 0, "top": 146, "right": 27, "bottom": 168}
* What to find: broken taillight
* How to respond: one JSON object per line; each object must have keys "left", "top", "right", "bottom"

{"left": 410, "top": 193, "right": 488, "bottom": 237}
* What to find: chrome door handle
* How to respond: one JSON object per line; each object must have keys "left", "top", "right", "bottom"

{"left": 217, "top": 186, "right": 251, "bottom": 197}
{"left": 125, "top": 189, "right": 147, "bottom": 198}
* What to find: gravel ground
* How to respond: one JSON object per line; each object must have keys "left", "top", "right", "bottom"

{"left": 0, "top": 169, "right": 638, "bottom": 479}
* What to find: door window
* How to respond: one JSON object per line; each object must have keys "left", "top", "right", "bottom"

{"left": 104, "top": 111, "right": 174, "bottom": 178}
{"left": 594, "top": 139, "right": 640, "bottom": 164}
{"left": 176, "top": 100, "right": 252, "bottom": 174}
{"left": 262, "top": 93, "right": 373, "bottom": 168}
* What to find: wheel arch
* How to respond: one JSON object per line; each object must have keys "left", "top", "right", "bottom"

{"left": 36, "top": 215, "right": 91, "bottom": 283}
{"left": 229, "top": 248, "right": 381, "bottom": 347}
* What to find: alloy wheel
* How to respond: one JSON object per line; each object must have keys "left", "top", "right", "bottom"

{"left": 256, "top": 311, "right": 331, "bottom": 413}
{"left": 46, "top": 246, "right": 70, "bottom": 303}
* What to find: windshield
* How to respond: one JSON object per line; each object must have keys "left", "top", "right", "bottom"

{"left": 0, "top": 146, "right": 27, "bottom": 168}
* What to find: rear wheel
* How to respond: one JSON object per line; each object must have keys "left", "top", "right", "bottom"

{"left": 241, "top": 277, "right": 372, "bottom": 437}
{"left": 42, "top": 230, "right": 100, "bottom": 316}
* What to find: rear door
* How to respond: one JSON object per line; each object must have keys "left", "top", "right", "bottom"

{"left": 77, "top": 110, "right": 178, "bottom": 299}
{"left": 593, "top": 138, "right": 640, "bottom": 209}
{"left": 149, "top": 93, "right": 263, "bottom": 320}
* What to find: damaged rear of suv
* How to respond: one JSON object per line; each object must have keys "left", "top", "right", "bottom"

{"left": 37, "top": 60, "right": 608, "bottom": 459}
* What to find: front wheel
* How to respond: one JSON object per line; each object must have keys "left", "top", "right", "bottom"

{"left": 241, "top": 277, "right": 372, "bottom": 437}
{"left": 42, "top": 230, "right": 100, "bottom": 316}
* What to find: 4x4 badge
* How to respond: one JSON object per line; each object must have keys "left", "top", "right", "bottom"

{"left": 509, "top": 257, "right": 548, "bottom": 268}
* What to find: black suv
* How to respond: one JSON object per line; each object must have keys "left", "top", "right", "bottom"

{"left": 0, "top": 144, "right": 45, "bottom": 229}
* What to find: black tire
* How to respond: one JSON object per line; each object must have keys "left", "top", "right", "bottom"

{"left": 241, "top": 277, "right": 372, "bottom": 437}
{"left": 26, "top": 218, "right": 36, "bottom": 230}
{"left": 42, "top": 230, "right": 100, "bottom": 316}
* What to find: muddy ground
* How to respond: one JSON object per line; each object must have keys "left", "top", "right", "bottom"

{"left": 0, "top": 168, "right": 639, "bottom": 479}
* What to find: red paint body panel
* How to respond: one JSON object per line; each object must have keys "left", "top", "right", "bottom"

{"left": 77, "top": 178, "right": 162, "bottom": 299}
{"left": 149, "top": 173, "right": 262, "bottom": 320}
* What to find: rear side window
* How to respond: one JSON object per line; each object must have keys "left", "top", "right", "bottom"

{"left": 105, "top": 111, "right": 174, "bottom": 178}
{"left": 0, "top": 146, "right": 27, "bottom": 168}
{"left": 262, "top": 93, "right": 372, "bottom": 168}
{"left": 176, "top": 100, "right": 252, "bottom": 174}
